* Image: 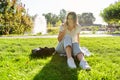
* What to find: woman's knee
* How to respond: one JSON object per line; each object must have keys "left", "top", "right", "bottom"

{"left": 76, "top": 52, "right": 84, "bottom": 57}
{"left": 64, "top": 35, "right": 72, "bottom": 48}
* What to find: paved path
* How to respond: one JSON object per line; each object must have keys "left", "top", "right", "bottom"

{"left": 0, "top": 34, "right": 119, "bottom": 39}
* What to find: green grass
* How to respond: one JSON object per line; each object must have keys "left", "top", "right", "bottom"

{"left": 0, "top": 37, "right": 120, "bottom": 80}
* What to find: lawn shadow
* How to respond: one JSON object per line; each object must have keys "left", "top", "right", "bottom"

{"left": 33, "top": 53, "right": 78, "bottom": 80}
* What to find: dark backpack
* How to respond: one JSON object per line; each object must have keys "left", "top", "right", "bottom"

{"left": 31, "top": 47, "right": 55, "bottom": 58}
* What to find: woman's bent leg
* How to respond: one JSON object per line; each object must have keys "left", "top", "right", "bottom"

{"left": 64, "top": 35, "right": 76, "bottom": 68}
{"left": 64, "top": 35, "right": 72, "bottom": 58}
{"left": 73, "top": 43, "right": 91, "bottom": 70}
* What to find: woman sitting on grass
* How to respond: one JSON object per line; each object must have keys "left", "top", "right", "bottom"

{"left": 55, "top": 12, "right": 91, "bottom": 70}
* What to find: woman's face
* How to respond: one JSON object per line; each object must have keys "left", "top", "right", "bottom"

{"left": 67, "top": 15, "right": 74, "bottom": 26}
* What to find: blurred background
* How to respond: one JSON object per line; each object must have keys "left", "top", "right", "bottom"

{"left": 0, "top": 0, "right": 120, "bottom": 35}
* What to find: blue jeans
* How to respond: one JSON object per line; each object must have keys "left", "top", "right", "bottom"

{"left": 55, "top": 35, "right": 82, "bottom": 56}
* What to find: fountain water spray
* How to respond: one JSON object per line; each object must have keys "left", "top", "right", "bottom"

{"left": 33, "top": 15, "right": 47, "bottom": 35}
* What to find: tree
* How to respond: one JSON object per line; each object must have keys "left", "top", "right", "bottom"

{"left": 0, "top": 0, "right": 10, "bottom": 34}
{"left": 56, "top": 20, "right": 62, "bottom": 27}
{"left": 100, "top": 2, "right": 120, "bottom": 24}
{"left": 43, "top": 13, "right": 52, "bottom": 24}
{"left": 78, "top": 13, "right": 95, "bottom": 26}
{"left": 59, "top": 9, "right": 66, "bottom": 23}
{"left": 43, "top": 13, "right": 59, "bottom": 27}
{"left": 0, "top": 0, "right": 33, "bottom": 35}
{"left": 50, "top": 14, "right": 59, "bottom": 26}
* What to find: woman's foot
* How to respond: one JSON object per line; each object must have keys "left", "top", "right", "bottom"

{"left": 80, "top": 60, "right": 91, "bottom": 70}
{"left": 67, "top": 57, "right": 76, "bottom": 68}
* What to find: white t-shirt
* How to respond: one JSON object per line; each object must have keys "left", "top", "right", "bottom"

{"left": 59, "top": 24, "right": 81, "bottom": 43}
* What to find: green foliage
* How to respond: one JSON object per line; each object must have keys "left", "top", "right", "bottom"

{"left": 43, "top": 9, "right": 66, "bottom": 25}
{"left": 100, "top": 2, "right": 120, "bottom": 24}
{"left": 55, "top": 20, "right": 62, "bottom": 27}
{"left": 47, "top": 22, "right": 59, "bottom": 35}
{"left": 59, "top": 9, "right": 66, "bottom": 22}
{"left": 0, "top": 37, "right": 120, "bottom": 80}
{"left": 47, "top": 26, "right": 59, "bottom": 35}
{"left": 91, "top": 26, "right": 99, "bottom": 34}
{"left": 78, "top": 13, "right": 95, "bottom": 26}
{"left": 43, "top": 9, "right": 95, "bottom": 27}
{"left": 43, "top": 13, "right": 59, "bottom": 26}
{"left": 0, "top": 0, "right": 33, "bottom": 35}
{"left": 112, "top": 31, "right": 120, "bottom": 34}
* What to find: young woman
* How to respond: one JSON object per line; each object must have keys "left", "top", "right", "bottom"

{"left": 55, "top": 12, "right": 91, "bottom": 70}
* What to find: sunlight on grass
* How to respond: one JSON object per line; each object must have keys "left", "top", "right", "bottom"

{"left": 0, "top": 37, "right": 120, "bottom": 80}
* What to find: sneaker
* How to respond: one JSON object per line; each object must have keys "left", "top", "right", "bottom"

{"left": 67, "top": 57, "right": 76, "bottom": 69}
{"left": 80, "top": 60, "right": 91, "bottom": 70}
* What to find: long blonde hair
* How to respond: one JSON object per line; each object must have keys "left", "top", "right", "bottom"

{"left": 65, "top": 12, "right": 77, "bottom": 27}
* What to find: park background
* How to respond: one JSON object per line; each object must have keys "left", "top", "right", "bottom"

{"left": 0, "top": 0, "right": 120, "bottom": 80}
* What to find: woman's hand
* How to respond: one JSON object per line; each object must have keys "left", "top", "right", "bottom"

{"left": 63, "top": 23, "right": 67, "bottom": 30}
{"left": 57, "top": 23, "right": 67, "bottom": 42}
{"left": 61, "top": 23, "right": 67, "bottom": 34}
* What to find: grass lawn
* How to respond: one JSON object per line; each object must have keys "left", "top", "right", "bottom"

{"left": 0, "top": 37, "right": 120, "bottom": 80}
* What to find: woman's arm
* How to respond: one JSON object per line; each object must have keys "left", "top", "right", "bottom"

{"left": 57, "top": 23, "right": 67, "bottom": 42}
{"left": 57, "top": 29, "right": 66, "bottom": 42}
